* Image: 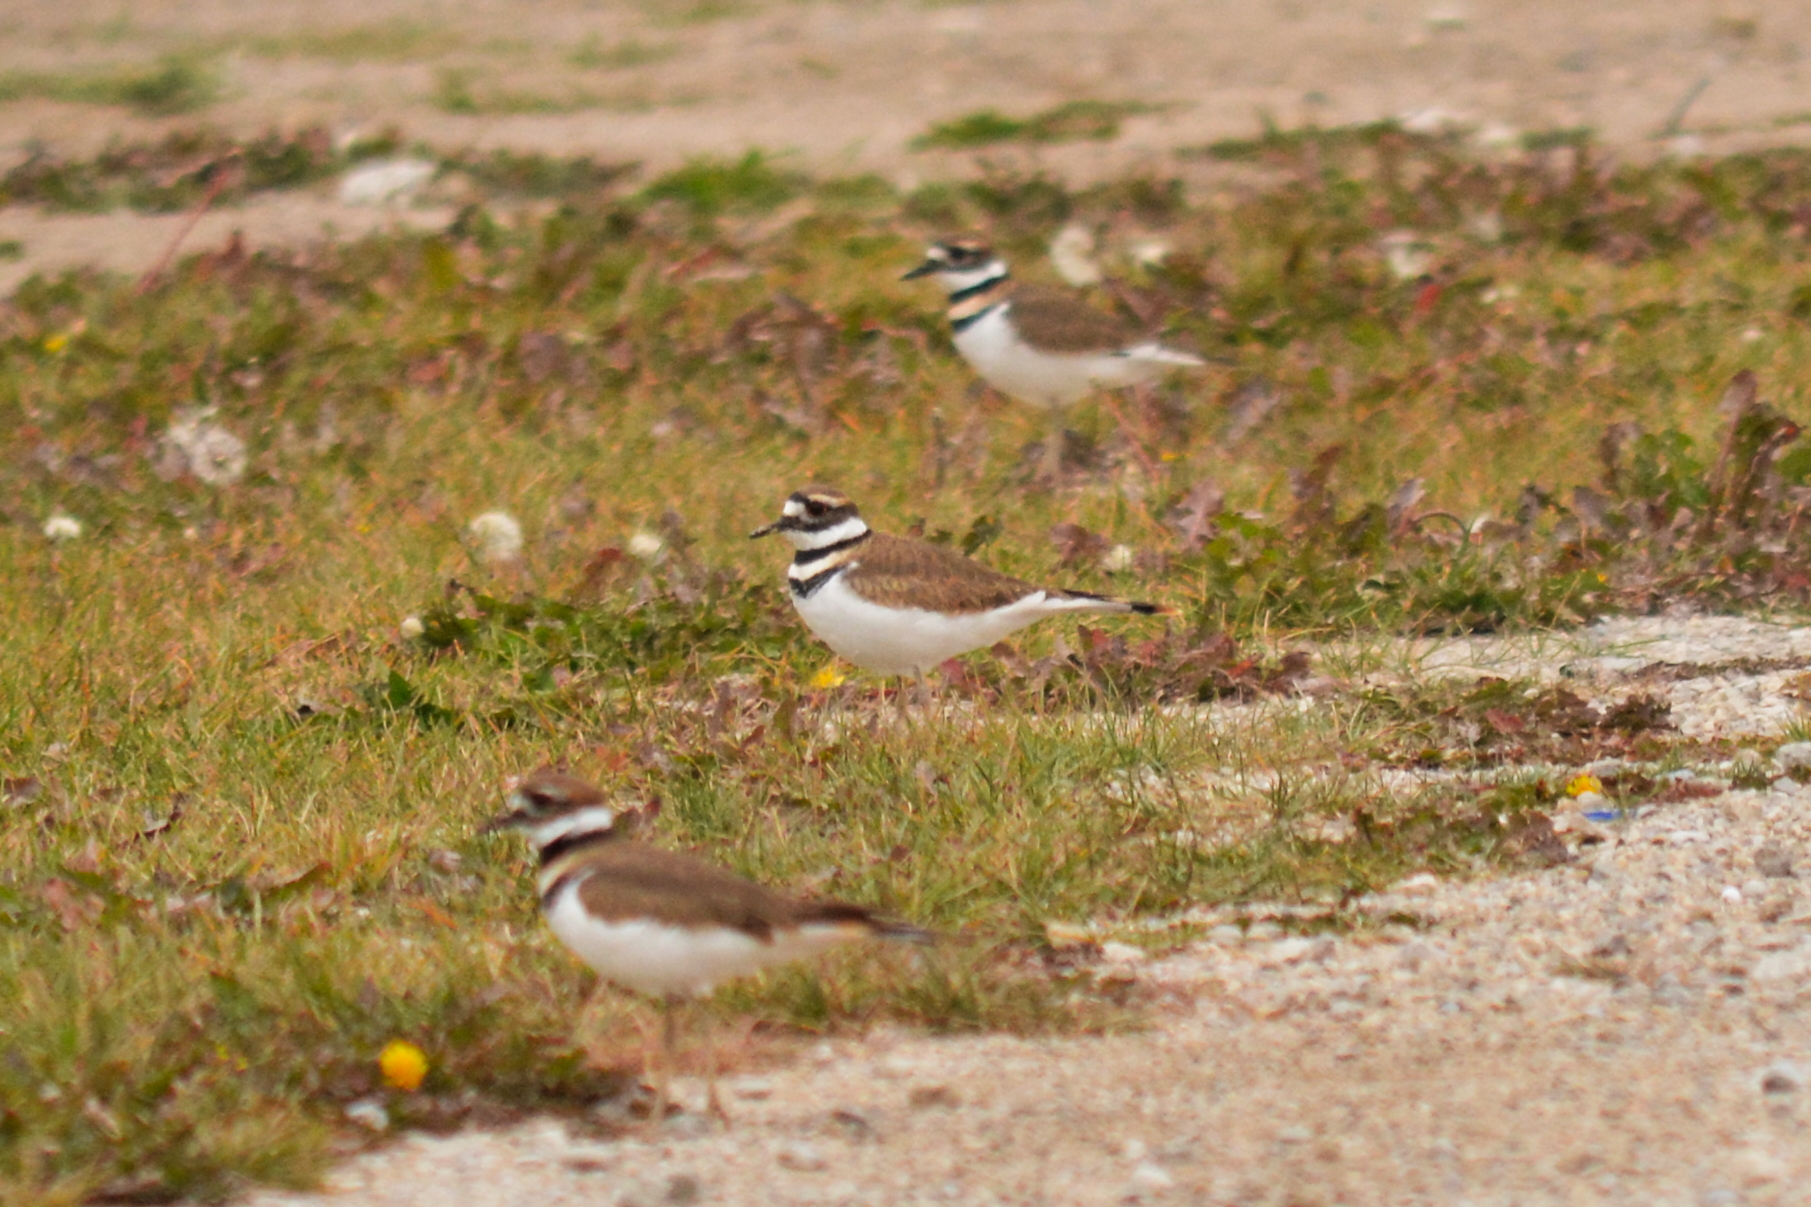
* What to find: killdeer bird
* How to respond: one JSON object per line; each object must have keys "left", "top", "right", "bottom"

{"left": 484, "top": 768, "right": 929, "bottom": 1122}
{"left": 750, "top": 486, "right": 1167, "bottom": 678}
{"left": 905, "top": 237, "right": 1204, "bottom": 478}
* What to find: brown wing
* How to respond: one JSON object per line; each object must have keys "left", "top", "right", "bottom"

{"left": 1005, "top": 286, "right": 1142, "bottom": 354}
{"left": 572, "top": 842, "right": 916, "bottom": 942}
{"left": 572, "top": 844, "right": 798, "bottom": 940}
{"left": 842, "top": 533, "right": 1043, "bottom": 614}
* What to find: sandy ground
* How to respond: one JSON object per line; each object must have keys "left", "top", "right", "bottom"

{"left": 5, "top": 1, "right": 1811, "bottom": 291}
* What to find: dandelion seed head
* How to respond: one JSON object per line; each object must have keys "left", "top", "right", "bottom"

{"left": 166, "top": 408, "right": 248, "bottom": 487}
{"left": 627, "top": 531, "right": 665, "bottom": 562}
{"left": 467, "top": 511, "right": 524, "bottom": 563}
{"left": 1101, "top": 544, "right": 1136, "bottom": 573}
{"left": 42, "top": 513, "right": 83, "bottom": 542}
{"left": 399, "top": 616, "right": 426, "bottom": 640}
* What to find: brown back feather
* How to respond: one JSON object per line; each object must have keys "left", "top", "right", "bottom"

{"left": 839, "top": 532, "right": 1042, "bottom": 613}
{"left": 1003, "top": 286, "right": 1143, "bottom": 353}
{"left": 568, "top": 842, "right": 885, "bottom": 941}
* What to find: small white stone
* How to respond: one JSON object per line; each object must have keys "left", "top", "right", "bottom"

{"left": 339, "top": 157, "right": 438, "bottom": 207}
{"left": 344, "top": 1098, "right": 389, "bottom": 1131}
{"left": 1721, "top": 885, "right": 1743, "bottom": 905}
{"left": 41, "top": 512, "right": 83, "bottom": 541}
{"left": 1775, "top": 742, "right": 1811, "bottom": 772}
{"left": 399, "top": 615, "right": 426, "bottom": 639}
{"left": 1100, "top": 940, "right": 1149, "bottom": 965}
{"left": 1129, "top": 1161, "right": 1174, "bottom": 1190}
{"left": 1262, "top": 937, "right": 1315, "bottom": 964}
{"left": 775, "top": 1140, "right": 827, "bottom": 1172}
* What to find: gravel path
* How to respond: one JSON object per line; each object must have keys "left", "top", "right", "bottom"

{"left": 244, "top": 617, "right": 1811, "bottom": 1207}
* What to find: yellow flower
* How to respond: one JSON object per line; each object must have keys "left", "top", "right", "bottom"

{"left": 43, "top": 332, "right": 69, "bottom": 353}
{"left": 379, "top": 1040, "right": 429, "bottom": 1092}
{"left": 1566, "top": 773, "right": 1603, "bottom": 797}
{"left": 809, "top": 666, "right": 847, "bottom": 690}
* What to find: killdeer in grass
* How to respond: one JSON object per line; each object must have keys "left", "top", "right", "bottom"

{"left": 750, "top": 486, "right": 1167, "bottom": 679}
{"left": 484, "top": 768, "right": 929, "bottom": 1122}
{"left": 905, "top": 237, "right": 1204, "bottom": 479}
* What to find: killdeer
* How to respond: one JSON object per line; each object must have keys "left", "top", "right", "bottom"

{"left": 904, "top": 237, "right": 1204, "bottom": 428}
{"left": 750, "top": 486, "right": 1167, "bottom": 678}
{"left": 484, "top": 768, "right": 929, "bottom": 1122}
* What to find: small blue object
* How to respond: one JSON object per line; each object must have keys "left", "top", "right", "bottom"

{"left": 1583, "top": 809, "right": 1620, "bottom": 823}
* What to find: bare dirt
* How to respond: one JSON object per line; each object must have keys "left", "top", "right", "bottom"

{"left": 8, "top": 4, "right": 1811, "bottom": 1201}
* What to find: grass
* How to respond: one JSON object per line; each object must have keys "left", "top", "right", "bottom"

{"left": 431, "top": 68, "right": 658, "bottom": 117}
{"left": 0, "top": 56, "right": 219, "bottom": 117}
{"left": 914, "top": 100, "right": 1159, "bottom": 150}
{"left": 238, "top": 20, "right": 463, "bottom": 63}
{"left": 5, "top": 125, "right": 1811, "bottom": 1198}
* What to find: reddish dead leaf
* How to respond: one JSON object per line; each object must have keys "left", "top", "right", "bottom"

{"left": 1049, "top": 523, "right": 1110, "bottom": 567}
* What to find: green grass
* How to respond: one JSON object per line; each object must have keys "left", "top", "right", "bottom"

{"left": 238, "top": 20, "right": 463, "bottom": 63}
{"left": 914, "top": 100, "right": 1160, "bottom": 150}
{"left": 431, "top": 68, "right": 657, "bottom": 116}
{"left": 0, "top": 56, "right": 219, "bottom": 117}
{"left": 5, "top": 126, "right": 1811, "bottom": 1199}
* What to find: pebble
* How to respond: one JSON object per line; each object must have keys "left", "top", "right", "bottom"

{"left": 775, "top": 1140, "right": 828, "bottom": 1172}
{"left": 343, "top": 1098, "right": 389, "bottom": 1132}
{"left": 1101, "top": 941, "right": 1150, "bottom": 965}
{"left": 1759, "top": 1063, "right": 1806, "bottom": 1094}
{"left": 1128, "top": 1161, "right": 1175, "bottom": 1190}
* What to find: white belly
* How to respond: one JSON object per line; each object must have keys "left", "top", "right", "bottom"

{"left": 546, "top": 880, "right": 852, "bottom": 998}
{"left": 794, "top": 572, "right": 1084, "bottom": 676}
{"left": 953, "top": 306, "right": 1173, "bottom": 409}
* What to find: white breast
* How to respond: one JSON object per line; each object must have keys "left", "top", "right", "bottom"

{"left": 545, "top": 878, "right": 854, "bottom": 998}
{"left": 953, "top": 304, "right": 1181, "bottom": 409}
{"left": 793, "top": 571, "right": 1103, "bottom": 676}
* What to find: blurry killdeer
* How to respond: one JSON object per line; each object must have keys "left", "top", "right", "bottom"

{"left": 904, "top": 236, "right": 1204, "bottom": 415}
{"left": 484, "top": 768, "right": 929, "bottom": 1122}
{"left": 750, "top": 486, "right": 1167, "bottom": 678}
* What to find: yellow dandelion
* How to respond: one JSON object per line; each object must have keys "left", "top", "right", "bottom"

{"left": 379, "top": 1040, "right": 428, "bottom": 1092}
{"left": 1566, "top": 773, "right": 1603, "bottom": 798}
{"left": 809, "top": 666, "right": 847, "bottom": 690}
{"left": 43, "top": 332, "right": 69, "bottom": 354}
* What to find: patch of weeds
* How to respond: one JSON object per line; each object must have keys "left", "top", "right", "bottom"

{"left": 445, "top": 149, "right": 637, "bottom": 201}
{"left": 0, "top": 55, "right": 220, "bottom": 117}
{"left": 240, "top": 20, "right": 461, "bottom": 62}
{"left": 569, "top": 36, "right": 679, "bottom": 70}
{"left": 913, "top": 100, "right": 1159, "bottom": 150}
{"left": 0, "top": 239, "right": 22, "bottom": 261}
{"left": 432, "top": 69, "right": 628, "bottom": 116}
{"left": 641, "top": 151, "right": 804, "bottom": 216}
{"left": 0, "top": 127, "right": 379, "bottom": 213}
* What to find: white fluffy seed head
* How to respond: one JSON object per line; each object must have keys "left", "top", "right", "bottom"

{"left": 627, "top": 531, "right": 665, "bottom": 561}
{"left": 399, "top": 616, "right": 426, "bottom": 639}
{"left": 42, "top": 513, "right": 83, "bottom": 541}
{"left": 467, "top": 512, "right": 524, "bottom": 563}
{"left": 167, "top": 409, "right": 248, "bottom": 486}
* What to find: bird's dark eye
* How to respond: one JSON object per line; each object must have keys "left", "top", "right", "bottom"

{"left": 805, "top": 500, "right": 827, "bottom": 516}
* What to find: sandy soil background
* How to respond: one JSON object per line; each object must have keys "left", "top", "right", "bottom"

{"left": 4, "top": 0, "right": 1811, "bottom": 291}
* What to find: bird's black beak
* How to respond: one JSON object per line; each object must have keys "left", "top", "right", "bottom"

{"left": 749, "top": 518, "right": 787, "bottom": 539}
{"left": 901, "top": 260, "right": 940, "bottom": 281}
{"left": 479, "top": 809, "right": 529, "bottom": 835}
